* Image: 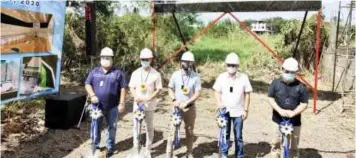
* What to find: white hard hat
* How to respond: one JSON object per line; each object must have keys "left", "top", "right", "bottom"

{"left": 282, "top": 57, "right": 299, "bottom": 71}
{"left": 100, "top": 47, "right": 114, "bottom": 56}
{"left": 181, "top": 51, "right": 194, "bottom": 62}
{"left": 225, "top": 52, "right": 240, "bottom": 64}
{"left": 140, "top": 48, "right": 153, "bottom": 58}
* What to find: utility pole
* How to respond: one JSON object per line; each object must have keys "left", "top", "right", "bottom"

{"left": 85, "top": 1, "right": 96, "bottom": 80}
{"left": 332, "top": 1, "right": 341, "bottom": 92}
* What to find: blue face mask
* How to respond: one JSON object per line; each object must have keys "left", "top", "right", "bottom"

{"left": 141, "top": 61, "right": 150, "bottom": 68}
{"left": 282, "top": 73, "right": 296, "bottom": 82}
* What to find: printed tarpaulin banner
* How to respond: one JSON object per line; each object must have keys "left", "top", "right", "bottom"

{"left": 0, "top": 0, "right": 66, "bottom": 105}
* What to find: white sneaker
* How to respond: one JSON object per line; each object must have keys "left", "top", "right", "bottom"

{"left": 221, "top": 153, "right": 228, "bottom": 158}
{"left": 271, "top": 151, "right": 281, "bottom": 158}
{"left": 166, "top": 153, "right": 178, "bottom": 158}
{"left": 145, "top": 150, "right": 151, "bottom": 158}
{"left": 186, "top": 153, "right": 193, "bottom": 158}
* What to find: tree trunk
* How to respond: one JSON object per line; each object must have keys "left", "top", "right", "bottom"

{"left": 69, "top": 26, "right": 85, "bottom": 55}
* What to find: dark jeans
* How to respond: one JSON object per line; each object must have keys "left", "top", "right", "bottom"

{"left": 91, "top": 107, "right": 118, "bottom": 151}
{"left": 221, "top": 112, "right": 244, "bottom": 158}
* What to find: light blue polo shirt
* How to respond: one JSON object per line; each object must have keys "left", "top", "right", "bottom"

{"left": 168, "top": 70, "right": 201, "bottom": 103}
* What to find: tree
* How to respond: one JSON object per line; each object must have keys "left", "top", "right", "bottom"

{"left": 264, "top": 17, "right": 287, "bottom": 34}
{"left": 276, "top": 14, "right": 329, "bottom": 71}
{"left": 66, "top": 1, "right": 115, "bottom": 16}
{"left": 62, "top": 2, "right": 199, "bottom": 82}
{"left": 243, "top": 19, "right": 257, "bottom": 28}
{"left": 208, "top": 19, "right": 238, "bottom": 38}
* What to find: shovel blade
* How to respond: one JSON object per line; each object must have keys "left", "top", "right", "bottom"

{"left": 128, "top": 145, "right": 145, "bottom": 158}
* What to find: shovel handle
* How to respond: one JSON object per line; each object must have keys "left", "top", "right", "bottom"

{"left": 76, "top": 96, "right": 90, "bottom": 128}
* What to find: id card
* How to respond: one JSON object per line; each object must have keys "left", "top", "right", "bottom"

{"left": 100, "top": 81, "right": 104, "bottom": 87}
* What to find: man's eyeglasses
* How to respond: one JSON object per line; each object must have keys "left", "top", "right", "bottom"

{"left": 227, "top": 64, "right": 238, "bottom": 68}
{"left": 283, "top": 70, "right": 297, "bottom": 74}
{"left": 101, "top": 56, "right": 112, "bottom": 60}
{"left": 141, "top": 59, "right": 150, "bottom": 62}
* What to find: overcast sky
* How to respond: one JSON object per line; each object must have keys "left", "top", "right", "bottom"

{"left": 115, "top": 0, "right": 355, "bottom": 24}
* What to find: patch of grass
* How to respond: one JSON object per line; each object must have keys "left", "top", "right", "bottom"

{"left": 1, "top": 99, "right": 45, "bottom": 115}
{"left": 190, "top": 31, "right": 282, "bottom": 67}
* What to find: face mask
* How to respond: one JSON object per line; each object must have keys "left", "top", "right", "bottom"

{"left": 282, "top": 73, "right": 296, "bottom": 82}
{"left": 181, "top": 62, "right": 190, "bottom": 70}
{"left": 141, "top": 61, "right": 150, "bottom": 68}
{"left": 227, "top": 67, "right": 237, "bottom": 74}
{"left": 100, "top": 57, "right": 113, "bottom": 68}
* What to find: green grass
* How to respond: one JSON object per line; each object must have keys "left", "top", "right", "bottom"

{"left": 190, "top": 32, "right": 282, "bottom": 67}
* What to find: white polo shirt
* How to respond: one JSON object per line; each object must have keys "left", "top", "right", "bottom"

{"left": 213, "top": 72, "right": 253, "bottom": 117}
{"left": 129, "top": 67, "right": 163, "bottom": 111}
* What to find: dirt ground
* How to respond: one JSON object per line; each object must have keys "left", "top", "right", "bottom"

{"left": 1, "top": 81, "right": 355, "bottom": 158}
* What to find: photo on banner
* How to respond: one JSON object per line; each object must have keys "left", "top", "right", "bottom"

{"left": 0, "top": 58, "right": 20, "bottom": 101}
{"left": 19, "top": 55, "right": 57, "bottom": 96}
{"left": 1, "top": 7, "right": 54, "bottom": 54}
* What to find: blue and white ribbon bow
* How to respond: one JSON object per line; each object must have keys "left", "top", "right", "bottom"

{"left": 172, "top": 107, "right": 182, "bottom": 148}
{"left": 279, "top": 118, "right": 294, "bottom": 158}
{"left": 90, "top": 103, "right": 102, "bottom": 155}
{"left": 216, "top": 108, "right": 228, "bottom": 150}
{"left": 135, "top": 104, "right": 145, "bottom": 121}
{"left": 89, "top": 104, "right": 103, "bottom": 119}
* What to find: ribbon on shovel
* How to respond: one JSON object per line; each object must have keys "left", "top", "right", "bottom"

{"left": 279, "top": 118, "right": 294, "bottom": 158}
{"left": 172, "top": 107, "right": 182, "bottom": 148}
{"left": 129, "top": 104, "right": 145, "bottom": 157}
{"left": 89, "top": 103, "right": 102, "bottom": 155}
{"left": 216, "top": 108, "right": 228, "bottom": 151}
{"left": 134, "top": 104, "right": 145, "bottom": 142}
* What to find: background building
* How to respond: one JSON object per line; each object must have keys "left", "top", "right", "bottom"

{"left": 251, "top": 21, "right": 274, "bottom": 34}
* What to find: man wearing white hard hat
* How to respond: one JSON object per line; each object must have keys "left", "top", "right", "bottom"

{"left": 213, "top": 52, "right": 252, "bottom": 158}
{"left": 166, "top": 51, "right": 201, "bottom": 158}
{"left": 128, "top": 48, "right": 163, "bottom": 157}
{"left": 85, "top": 47, "right": 128, "bottom": 157}
{"left": 268, "top": 57, "right": 309, "bottom": 158}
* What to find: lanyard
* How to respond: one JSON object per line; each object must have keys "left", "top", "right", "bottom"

{"left": 181, "top": 70, "right": 190, "bottom": 87}
{"left": 141, "top": 68, "right": 151, "bottom": 83}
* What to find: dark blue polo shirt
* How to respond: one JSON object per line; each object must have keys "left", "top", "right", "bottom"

{"left": 268, "top": 78, "right": 309, "bottom": 126}
{"left": 85, "top": 67, "right": 128, "bottom": 110}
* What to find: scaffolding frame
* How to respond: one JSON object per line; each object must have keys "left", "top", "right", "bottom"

{"left": 151, "top": 0, "right": 322, "bottom": 113}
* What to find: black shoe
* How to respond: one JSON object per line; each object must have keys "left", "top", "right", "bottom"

{"left": 106, "top": 151, "right": 114, "bottom": 158}
{"left": 90, "top": 145, "right": 101, "bottom": 155}
{"left": 106, "top": 148, "right": 115, "bottom": 158}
